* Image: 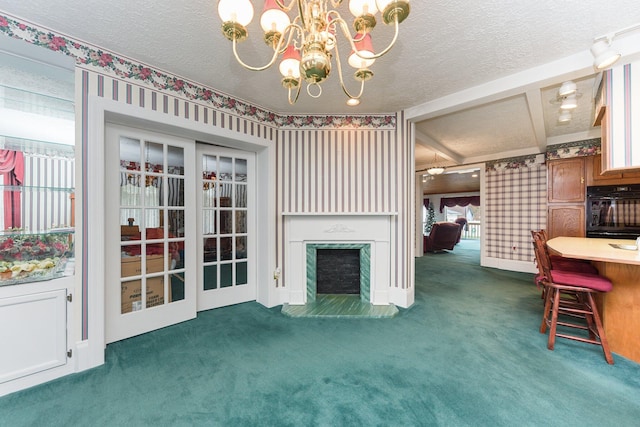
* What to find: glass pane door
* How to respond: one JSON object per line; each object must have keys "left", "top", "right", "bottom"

{"left": 197, "top": 145, "right": 255, "bottom": 310}
{"left": 105, "top": 125, "right": 196, "bottom": 344}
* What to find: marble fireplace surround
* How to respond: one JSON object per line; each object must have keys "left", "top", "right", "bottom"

{"left": 283, "top": 213, "right": 396, "bottom": 306}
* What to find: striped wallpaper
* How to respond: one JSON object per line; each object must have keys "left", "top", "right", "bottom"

{"left": 276, "top": 114, "right": 414, "bottom": 290}
{"left": 607, "top": 61, "right": 640, "bottom": 169}
{"left": 22, "top": 153, "right": 75, "bottom": 231}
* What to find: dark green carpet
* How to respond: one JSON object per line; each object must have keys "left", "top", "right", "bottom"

{"left": 2, "top": 240, "right": 640, "bottom": 426}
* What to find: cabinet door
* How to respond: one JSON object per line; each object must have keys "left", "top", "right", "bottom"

{"left": 547, "top": 158, "right": 585, "bottom": 203}
{"left": 548, "top": 206, "right": 585, "bottom": 238}
{"left": 591, "top": 154, "right": 623, "bottom": 182}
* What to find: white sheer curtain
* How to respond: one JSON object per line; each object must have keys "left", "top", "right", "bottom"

{"left": 120, "top": 182, "right": 160, "bottom": 228}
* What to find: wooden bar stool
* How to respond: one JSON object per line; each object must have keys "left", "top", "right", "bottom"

{"left": 531, "top": 233, "right": 614, "bottom": 364}
{"left": 530, "top": 230, "right": 599, "bottom": 301}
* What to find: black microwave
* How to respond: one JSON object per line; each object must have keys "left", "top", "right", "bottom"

{"left": 586, "top": 185, "right": 640, "bottom": 239}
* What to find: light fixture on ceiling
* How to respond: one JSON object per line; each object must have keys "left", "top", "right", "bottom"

{"left": 426, "top": 166, "right": 444, "bottom": 175}
{"left": 590, "top": 22, "right": 640, "bottom": 70}
{"left": 558, "top": 80, "right": 577, "bottom": 97}
{"left": 426, "top": 153, "right": 445, "bottom": 175}
{"left": 217, "top": 0, "right": 411, "bottom": 105}
{"left": 560, "top": 94, "right": 578, "bottom": 110}
{"left": 590, "top": 39, "right": 621, "bottom": 70}
{"left": 551, "top": 81, "right": 581, "bottom": 122}
{"left": 558, "top": 110, "right": 572, "bottom": 123}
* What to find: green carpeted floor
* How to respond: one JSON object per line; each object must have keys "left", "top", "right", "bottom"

{"left": 2, "top": 240, "right": 640, "bottom": 426}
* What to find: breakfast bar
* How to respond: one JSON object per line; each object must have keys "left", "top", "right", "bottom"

{"left": 547, "top": 237, "right": 640, "bottom": 363}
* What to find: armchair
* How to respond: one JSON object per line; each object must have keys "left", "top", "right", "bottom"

{"left": 454, "top": 217, "right": 468, "bottom": 243}
{"left": 423, "top": 221, "right": 462, "bottom": 253}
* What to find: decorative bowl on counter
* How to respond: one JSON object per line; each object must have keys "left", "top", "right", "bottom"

{"left": 0, "top": 229, "right": 74, "bottom": 286}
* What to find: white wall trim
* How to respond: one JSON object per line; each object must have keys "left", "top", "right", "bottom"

{"left": 483, "top": 257, "right": 537, "bottom": 274}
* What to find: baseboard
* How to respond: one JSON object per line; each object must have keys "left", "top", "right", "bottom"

{"left": 482, "top": 257, "right": 537, "bottom": 274}
{"left": 389, "top": 287, "right": 414, "bottom": 309}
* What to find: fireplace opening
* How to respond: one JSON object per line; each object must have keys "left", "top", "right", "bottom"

{"left": 316, "top": 249, "right": 361, "bottom": 295}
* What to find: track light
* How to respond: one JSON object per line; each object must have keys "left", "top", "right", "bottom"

{"left": 591, "top": 39, "right": 621, "bottom": 70}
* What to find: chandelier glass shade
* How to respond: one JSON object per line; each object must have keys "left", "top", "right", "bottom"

{"left": 426, "top": 166, "right": 445, "bottom": 175}
{"left": 217, "top": 0, "right": 411, "bottom": 105}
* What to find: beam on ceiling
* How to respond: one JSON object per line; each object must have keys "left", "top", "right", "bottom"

{"left": 525, "top": 89, "right": 548, "bottom": 152}
{"left": 405, "top": 50, "right": 594, "bottom": 122}
{"left": 415, "top": 129, "right": 464, "bottom": 164}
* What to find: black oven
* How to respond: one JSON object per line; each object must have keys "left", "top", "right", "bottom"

{"left": 586, "top": 184, "right": 640, "bottom": 239}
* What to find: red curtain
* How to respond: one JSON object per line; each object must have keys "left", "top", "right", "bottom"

{"left": 440, "top": 195, "right": 480, "bottom": 213}
{"left": 0, "top": 150, "right": 24, "bottom": 229}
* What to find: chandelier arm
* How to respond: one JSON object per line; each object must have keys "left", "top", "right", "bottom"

{"left": 297, "top": 0, "right": 307, "bottom": 29}
{"left": 333, "top": 37, "right": 366, "bottom": 99}
{"left": 287, "top": 82, "right": 302, "bottom": 105}
{"left": 334, "top": 14, "right": 401, "bottom": 61}
{"left": 230, "top": 25, "right": 296, "bottom": 72}
{"left": 274, "top": 0, "right": 297, "bottom": 12}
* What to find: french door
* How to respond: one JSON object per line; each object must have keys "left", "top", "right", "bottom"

{"left": 105, "top": 125, "right": 196, "bottom": 344}
{"left": 196, "top": 144, "right": 256, "bottom": 310}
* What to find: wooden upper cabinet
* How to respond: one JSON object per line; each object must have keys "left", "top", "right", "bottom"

{"left": 547, "top": 158, "right": 585, "bottom": 203}
{"left": 589, "top": 154, "right": 640, "bottom": 185}
{"left": 590, "top": 154, "right": 623, "bottom": 183}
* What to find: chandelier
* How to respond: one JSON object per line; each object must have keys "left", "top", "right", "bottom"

{"left": 217, "top": 0, "right": 411, "bottom": 106}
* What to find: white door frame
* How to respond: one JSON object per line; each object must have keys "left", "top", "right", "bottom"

{"left": 81, "top": 96, "right": 276, "bottom": 372}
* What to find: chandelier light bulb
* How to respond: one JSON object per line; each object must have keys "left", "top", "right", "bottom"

{"left": 260, "top": 0, "right": 290, "bottom": 34}
{"left": 349, "top": 0, "right": 379, "bottom": 17}
{"left": 279, "top": 45, "right": 301, "bottom": 79}
{"left": 348, "top": 33, "right": 376, "bottom": 68}
{"left": 218, "top": 0, "right": 254, "bottom": 26}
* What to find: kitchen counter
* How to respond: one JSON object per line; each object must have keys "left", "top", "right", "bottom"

{"left": 547, "top": 237, "right": 640, "bottom": 363}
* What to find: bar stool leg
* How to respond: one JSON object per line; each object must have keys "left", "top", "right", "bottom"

{"left": 547, "top": 288, "right": 561, "bottom": 351}
{"left": 586, "top": 293, "right": 614, "bottom": 365}
{"left": 540, "top": 285, "right": 552, "bottom": 334}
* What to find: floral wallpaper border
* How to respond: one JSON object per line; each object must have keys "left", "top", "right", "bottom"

{"left": 486, "top": 153, "right": 544, "bottom": 172}
{"left": 545, "top": 138, "right": 600, "bottom": 160}
{"left": 486, "top": 138, "right": 602, "bottom": 172}
{"left": 0, "top": 13, "right": 396, "bottom": 130}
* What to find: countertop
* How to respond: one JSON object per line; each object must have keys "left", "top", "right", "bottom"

{"left": 547, "top": 237, "right": 640, "bottom": 266}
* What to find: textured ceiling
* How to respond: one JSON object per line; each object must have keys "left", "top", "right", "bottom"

{"left": 2, "top": 1, "right": 640, "bottom": 171}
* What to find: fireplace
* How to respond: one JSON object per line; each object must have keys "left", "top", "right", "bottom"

{"left": 316, "top": 249, "right": 360, "bottom": 294}
{"left": 306, "top": 244, "right": 370, "bottom": 303}
{"left": 283, "top": 213, "right": 395, "bottom": 306}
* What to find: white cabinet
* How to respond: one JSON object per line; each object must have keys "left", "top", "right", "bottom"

{"left": 0, "top": 278, "right": 73, "bottom": 396}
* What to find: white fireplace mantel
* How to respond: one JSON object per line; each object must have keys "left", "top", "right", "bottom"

{"left": 283, "top": 213, "right": 396, "bottom": 306}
